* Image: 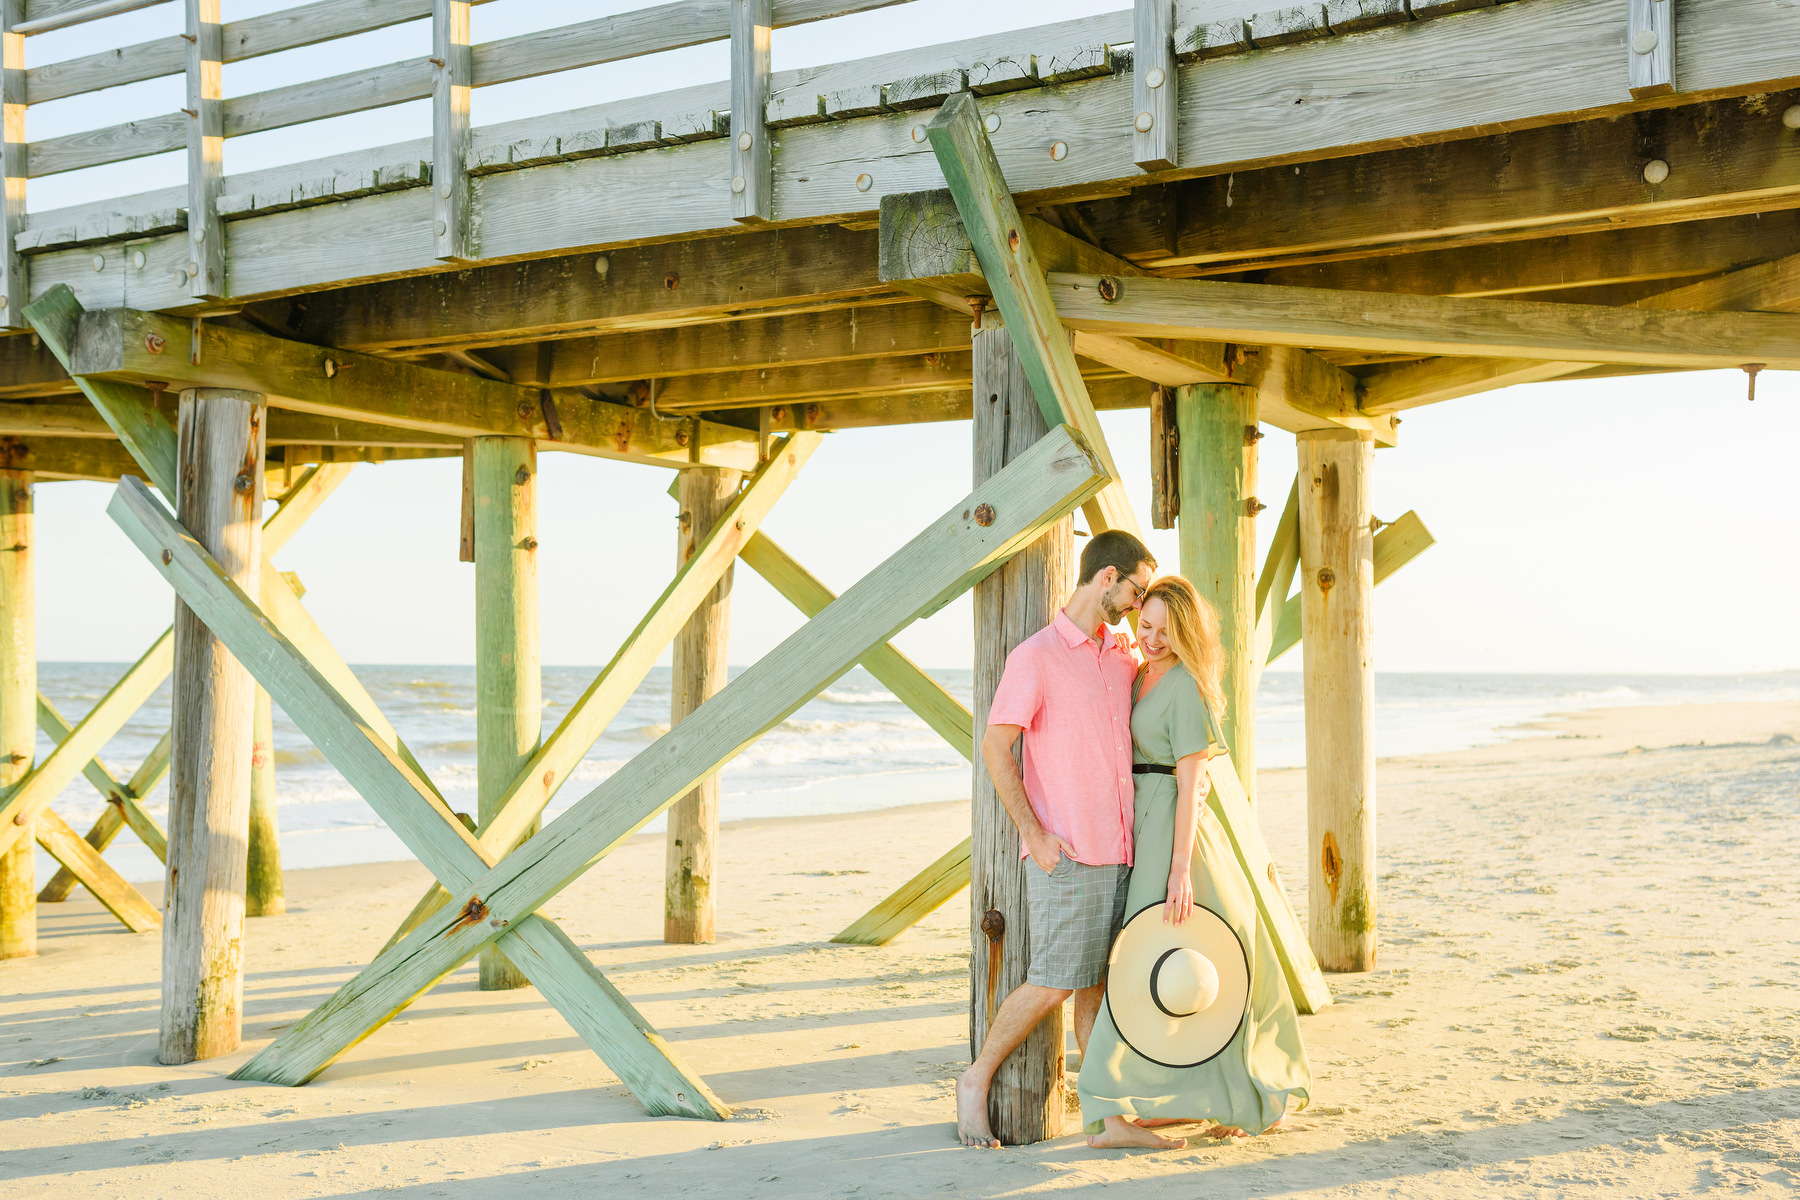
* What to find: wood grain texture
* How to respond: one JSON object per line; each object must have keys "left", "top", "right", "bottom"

{"left": 214, "top": 423, "right": 1102, "bottom": 1098}
{"left": 106, "top": 476, "right": 727, "bottom": 1119}
{"left": 731, "top": 0, "right": 773, "bottom": 223}
{"left": 474, "top": 437, "right": 540, "bottom": 988}
{"left": 968, "top": 322, "right": 1071, "bottom": 1145}
{"left": 1266, "top": 509, "right": 1433, "bottom": 664}
{"left": 184, "top": 0, "right": 225, "bottom": 300}
{"left": 666, "top": 466, "right": 740, "bottom": 944}
{"left": 1296, "top": 430, "right": 1376, "bottom": 974}
{"left": 433, "top": 0, "right": 473, "bottom": 262}
{"left": 830, "top": 835, "right": 971, "bottom": 946}
{"left": 0, "top": 468, "right": 32, "bottom": 957}
{"left": 1133, "top": 0, "right": 1177, "bottom": 170}
{"left": 2, "top": 4, "right": 25, "bottom": 330}
{"left": 380, "top": 436, "right": 819, "bottom": 954}
{"left": 161, "top": 387, "right": 263, "bottom": 1064}
{"left": 1175, "top": 383, "right": 1258, "bottom": 802}
{"left": 1048, "top": 272, "right": 1800, "bottom": 370}
{"left": 34, "top": 693, "right": 170, "bottom": 902}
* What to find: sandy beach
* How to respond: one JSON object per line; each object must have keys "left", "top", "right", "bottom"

{"left": 3, "top": 699, "right": 1797, "bottom": 1198}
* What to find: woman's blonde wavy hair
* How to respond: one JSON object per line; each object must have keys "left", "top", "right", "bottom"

{"left": 1142, "top": 575, "right": 1227, "bottom": 718}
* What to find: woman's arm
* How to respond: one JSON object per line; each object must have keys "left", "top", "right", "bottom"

{"left": 1165, "top": 750, "right": 1207, "bottom": 925}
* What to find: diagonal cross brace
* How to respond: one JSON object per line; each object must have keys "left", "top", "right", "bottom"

{"left": 383, "top": 434, "right": 822, "bottom": 952}
{"left": 108, "top": 424, "right": 1105, "bottom": 1112}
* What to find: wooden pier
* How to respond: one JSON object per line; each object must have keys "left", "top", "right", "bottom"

{"left": 1, "top": 0, "right": 1795, "bottom": 1145}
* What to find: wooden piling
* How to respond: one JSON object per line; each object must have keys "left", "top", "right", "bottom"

{"left": 0, "top": 469, "right": 33, "bottom": 960}
{"left": 1176, "top": 383, "right": 1260, "bottom": 803}
{"left": 473, "top": 436, "right": 540, "bottom": 989}
{"left": 665, "top": 465, "right": 741, "bottom": 944}
{"left": 245, "top": 685, "right": 283, "bottom": 917}
{"left": 1296, "top": 429, "right": 1377, "bottom": 973}
{"left": 969, "top": 320, "right": 1073, "bottom": 1144}
{"left": 163, "top": 388, "right": 264, "bottom": 1063}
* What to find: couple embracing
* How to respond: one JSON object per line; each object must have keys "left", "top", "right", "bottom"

{"left": 956, "top": 530, "right": 1311, "bottom": 1151}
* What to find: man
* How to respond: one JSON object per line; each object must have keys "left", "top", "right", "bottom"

{"left": 955, "top": 528, "right": 1156, "bottom": 1149}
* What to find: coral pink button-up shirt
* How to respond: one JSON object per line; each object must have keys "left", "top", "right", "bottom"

{"left": 986, "top": 610, "right": 1139, "bottom": 867}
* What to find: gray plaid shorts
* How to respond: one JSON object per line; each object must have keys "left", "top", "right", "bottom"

{"left": 1024, "top": 856, "right": 1131, "bottom": 990}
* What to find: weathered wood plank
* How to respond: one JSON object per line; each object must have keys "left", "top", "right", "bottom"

{"left": 432, "top": 1, "right": 473, "bottom": 262}
{"left": 1049, "top": 273, "right": 1800, "bottom": 371}
{"left": 380, "top": 435, "right": 820, "bottom": 950}
{"left": 0, "top": 629, "right": 172, "bottom": 859}
{"left": 731, "top": 0, "right": 773, "bottom": 223}
{"left": 183, "top": 1, "right": 225, "bottom": 299}
{"left": 33, "top": 807, "right": 160, "bottom": 931}
{"left": 218, "top": 423, "right": 1105, "bottom": 1094}
{"left": 830, "top": 836, "right": 971, "bottom": 946}
{"left": 738, "top": 530, "right": 973, "bottom": 754}
{"left": 927, "top": 93, "right": 1140, "bottom": 542}
{"left": 69, "top": 307, "right": 760, "bottom": 471}
{"left": 1133, "top": 0, "right": 1177, "bottom": 171}
{"left": 0, "top": 465, "right": 31, "bottom": 956}
{"left": 0, "top": 4, "right": 23, "bottom": 331}
{"left": 1266, "top": 509, "right": 1434, "bottom": 666}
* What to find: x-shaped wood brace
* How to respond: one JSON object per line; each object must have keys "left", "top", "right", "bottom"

{"left": 106, "top": 422, "right": 1107, "bottom": 1118}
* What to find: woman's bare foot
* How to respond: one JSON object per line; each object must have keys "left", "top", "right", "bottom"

{"left": 954, "top": 1070, "right": 999, "bottom": 1148}
{"left": 1132, "top": 1117, "right": 1192, "bottom": 1128}
{"left": 1088, "top": 1115, "right": 1187, "bottom": 1151}
{"left": 1206, "top": 1123, "right": 1249, "bottom": 1139}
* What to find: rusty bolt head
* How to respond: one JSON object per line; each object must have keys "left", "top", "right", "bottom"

{"left": 161, "top": 549, "right": 172, "bottom": 565}
{"left": 974, "top": 503, "right": 996, "bottom": 527}
{"left": 1244, "top": 425, "right": 1265, "bottom": 445}
{"left": 675, "top": 428, "right": 691, "bottom": 447}
{"left": 145, "top": 333, "right": 165, "bottom": 354}
{"left": 805, "top": 403, "right": 820, "bottom": 424}
{"left": 234, "top": 473, "right": 251, "bottom": 492}
{"left": 1317, "top": 566, "right": 1336, "bottom": 591}
{"left": 1245, "top": 497, "right": 1267, "bottom": 517}
{"left": 771, "top": 405, "right": 787, "bottom": 422}
{"left": 1007, "top": 228, "right": 1020, "bottom": 252}
{"left": 517, "top": 402, "right": 534, "bottom": 420}
{"left": 522, "top": 536, "right": 538, "bottom": 551}
{"left": 1096, "top": 276, "right": 1120, "bottom": 302}
{"left": 663, "top": 273, "right": 679, "bottom": 290}
{"left": 515, "top": 464, "right": 530, "bottom": 485}
{"left": 980, "top": 908, "right": 1006, "bottom": 941}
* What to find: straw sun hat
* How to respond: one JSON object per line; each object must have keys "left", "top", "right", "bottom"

{"left": 1105, "top": 902, "right": 1250, "bottom": 1069}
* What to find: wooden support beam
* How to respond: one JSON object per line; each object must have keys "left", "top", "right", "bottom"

{"left": 381, "top": 435, "right": 820, "bottom": 953}
{"left": 0, "top": 4, "right": 24, "bottom": 329}
{"left": 0, "top": 467, "right": 31, "bottom": 956}
{"left": 0, "top": 629, "right": 173, "bottom": 860}
{"left": 1175, "top": 383, "right": 1259, "bottom": 803}
{"left": 729, "top": 0, "right": 772, "bottom": 223}
{"left": 650, "top": 351, "right": 979, "bottom": 412}
{"left": 161, "top": 385, "right": 264, "bottom": 1065}
{"left": 0, "top": 436, "right": 154, "bottom": 482}
{"left": 1080, "top": 93, "right": 1800, "bottom": 274}
{"left": 267, "top": 224, "right": 888, "bottom": 354}
{"left": 926, "top": 93, "right": 1139, "bottom": 542}
{"left": 112, "top": 419, "right": 1102, "bottom": 1106}
{"left": 1268, "top": 510, "right": 1435, "bottom": 666}
{"left": 1049, "top": 272, "right": 1800, "bottom": 372}
{"left": 245, "top": 683, "right": 282, "bottom": 917}
{"left": 831, "top": 836, "right": 972, "bottom": 947}
{"left": 1296, "top": 429, "right": 1376, "bottom": 974}
{"left": 489, "top": 302, "right": 973, "bottom": 388}
{"left": 36, "top": 696, "right": 170, "bottom": 903}
{"left": 183, "top": 0, "right": 225, "bottom": 299}
{"left": 738, "top": 530, "right": 973, "bottom": 754}
{"left": 33, "top": 808, "right": 160, "bottom": 932}
{"left": 431, "top": 0, "right": 473, "bottom": 261}
{"left": 68, "top": 306, "right": 759, "bottom": 471}
{"left": 474, "top": 436, "right": 539, "bottom": 988}
{"left": 968, "top": 321, "right": 1073, "bottom": 1144}
{"left": 666, "top": 465, "right": 740, "bottom": 945}
{"left": 1132, "top": 0, "right": 1176, "bottom": 171}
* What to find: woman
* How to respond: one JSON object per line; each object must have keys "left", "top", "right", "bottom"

{"left": 1077, "top": 575, "right": 1311, "bottom": 1150}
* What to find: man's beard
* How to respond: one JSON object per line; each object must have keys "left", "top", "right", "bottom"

{"left": 1099, "top": 586, "right": 1127, "bottom": 625}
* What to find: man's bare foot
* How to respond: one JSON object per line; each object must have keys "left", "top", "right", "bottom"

{"left": 1088, "top": 1115, "right": 1187, "bottom": 1151}
{"left": 954, "top": 1070, "right": 999, "bottom": 1148}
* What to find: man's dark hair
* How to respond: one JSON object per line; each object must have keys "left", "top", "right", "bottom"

{"left": 1078, "top": 529, "right": 1154, "bottom": 586}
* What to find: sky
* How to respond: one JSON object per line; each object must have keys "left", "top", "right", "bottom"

{"left": 21, "top": 2, "right": 1800, "bottom": 673}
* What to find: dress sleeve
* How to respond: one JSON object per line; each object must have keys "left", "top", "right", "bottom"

{"left": 1169, "top": 672, "right": 1215, "bottom": 762}
{"left": 987, "top": 642, "right": 1043, "bottom": 730}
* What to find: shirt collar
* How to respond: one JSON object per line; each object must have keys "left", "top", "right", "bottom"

{"left": 1053, "top": 609, "right": 1104, "bottom": 650}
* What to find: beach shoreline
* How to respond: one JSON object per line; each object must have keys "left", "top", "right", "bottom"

{"left": 3, "top": 699, "right": 1797, "bottom": 1198}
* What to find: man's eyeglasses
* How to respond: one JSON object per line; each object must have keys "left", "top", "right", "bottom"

{"left": 1118, "top": 572, "right": 1149, "bottom": 604}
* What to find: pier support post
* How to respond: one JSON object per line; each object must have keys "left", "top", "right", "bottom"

{"left": 474, "top": 436, "right": 540, "bottom": 990}
{"left": 1296, "top": 429, "right": 1377, "bottom": 973}
{"left": 1176, "top": 383, "right": 1260, "bottom": 801}
{"left": 0, "top": 469, "right": 33, "bottom": 959}
{"left": 664, "top": 466, "right": 741, "bottom": 944}
{"left": 969, "top": 320, "right": 1074, "bottom": 1144}
{"left": 162, "top": 388, "right": 264, "bottom": 1063}
{"left": 245, "top": 684, "right": 283, "bottom": 917}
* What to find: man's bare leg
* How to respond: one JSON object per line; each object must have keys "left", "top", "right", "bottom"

{"left": 1071, "top": 982, "right": 1106, "bottom": 1058}
{"left": 1089, "top": 1114, "right": 1187, "bottom": 1150}
{"left": 956, "top": 983, "right": 1070, "bottom": 1148}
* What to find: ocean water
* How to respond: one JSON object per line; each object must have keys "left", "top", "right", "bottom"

{"left": 29, "top": 663, "right": 1800, "bottom": 883}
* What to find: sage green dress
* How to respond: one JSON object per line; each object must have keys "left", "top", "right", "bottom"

{"left": 1076, "top": 661, "right": 1311, "bottom": 1135}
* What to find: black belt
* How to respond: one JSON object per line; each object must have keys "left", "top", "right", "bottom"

{"left": 1132, "top": 763, "right": 1175, "bottom": 775}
